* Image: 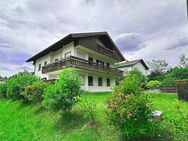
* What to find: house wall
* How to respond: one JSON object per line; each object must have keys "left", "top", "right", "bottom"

{"left": 34, "top": 41, "right": 118, "bottom": 92}
{"left": 74, "top": 45, "right": 117, "bottom": 67}
{"left": 34, "top": 42, "right": 75, "bottom": 79}
{"left": 134, "top": 62, "right": 148, "bottom": 75}
{"left": 119, "top": 62, "right": 148, "bottom": 76}
{"left": 47, "top": 69, "right": 116, "bottom": 92}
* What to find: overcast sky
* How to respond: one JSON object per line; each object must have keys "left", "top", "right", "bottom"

{"left": 0, "top": 0, "right": 188, "bottom": 76}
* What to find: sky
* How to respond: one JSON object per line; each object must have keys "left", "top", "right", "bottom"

{"left": 0, "top": 0, "right": 188, "bottom": 76}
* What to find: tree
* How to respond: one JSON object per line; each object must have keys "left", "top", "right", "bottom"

{"left": 147, "top": 59, "right": 169, "bottom": 76}
{"left": 43, "top": 68, "right": 81, "bottom": 112}
{"left": 105, "top": 69, "right": 154, "bottom": 138}
{"left": 179, "top": 54, "right": 188, "bottom": 68}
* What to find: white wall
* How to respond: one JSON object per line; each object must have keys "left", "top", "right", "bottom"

{"left": 134, "top": 62, "right": 148, "bottom": 75}
{"left": 33, "top": 41, "right": 118, "bottom": 92}
{"left": 119, "top": 62, "right": 148, "bottom": 76}
{"left": 35, "top": 54, "right": 51, "bottom": 79}
{"left": 43, "top": 69, "right": 116, "bottom": 92}
{"left": 74, "top": 47, "right": 114, "bottom": 67}
{"left": 34, "top": 42, "right": 75, "bottom": 79}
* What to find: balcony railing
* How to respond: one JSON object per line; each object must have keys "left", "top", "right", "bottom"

{"left": 42, "top": 56, "right": 123, "bottom": 77}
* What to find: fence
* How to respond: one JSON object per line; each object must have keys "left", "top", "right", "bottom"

{"left": 160, "top": 86, "right": 177, "bottom": 93}
{"left": 176, "top": 80, "right": 188, "bottom": 101}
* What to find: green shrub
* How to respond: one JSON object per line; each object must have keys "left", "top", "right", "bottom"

{"left": 105, "top": 69, "right": 155, "bottom": 138}
{"left": 106, "top": 93, "right": 153, "bottom": 138}
{"left": 22, "top": 81, "right": 48, "bottom": 103}
{"left": 43, "top": 68, "right": 81, "bottom": 112}
{"left": 5, "top": 72, "right": 39, "bottom": 99}
{"left": 119, "top": 69, "right": 147, "bottom": 95}
{"left": 149, "top": 67, "right": 188, "bottom": 86}
{"left": 147, "top": 80, "right": 161, "bottom": 89}
{"left": 0, "top": 83, "right": 7, "bottom": 97}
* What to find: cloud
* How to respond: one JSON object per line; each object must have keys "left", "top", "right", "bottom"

{"left": 115, "top": 33, "right": 145, "bottom": 52}
{"left": 166, "top": 37, "right": 188, "bottom": 50}
{"left": 0, "top": 0, "right": 187, "bottom": 76}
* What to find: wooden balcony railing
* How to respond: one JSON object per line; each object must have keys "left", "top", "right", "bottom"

{"left": 42, "top": 56, "right": 123, "bottom": 77}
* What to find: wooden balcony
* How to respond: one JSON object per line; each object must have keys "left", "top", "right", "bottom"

{"left": 42, "top": 56, "right": 123, "bottom": 77}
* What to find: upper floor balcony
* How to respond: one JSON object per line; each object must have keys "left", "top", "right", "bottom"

{"left": 42, "top": 56, "right": 123, "bottom": 77}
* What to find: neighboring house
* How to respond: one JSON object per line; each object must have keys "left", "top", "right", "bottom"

{"left": 26, "top": 32, "right": 125, "bottom": 92}
{"left": 117, "top": 59, "right": 149, "bottom": 76}
{"left": 0, "top": 78, "right": 5, "bottom": 84}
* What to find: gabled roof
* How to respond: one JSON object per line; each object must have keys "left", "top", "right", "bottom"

{"left": 26, "top": 32, "right": 125, "bottom": 62}
{"left": 117, "top": 59, "right": 149, "bottom": 70}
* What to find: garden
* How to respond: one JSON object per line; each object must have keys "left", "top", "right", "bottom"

{"left": 0, "top": 67, "right": 188, "bottom": 141}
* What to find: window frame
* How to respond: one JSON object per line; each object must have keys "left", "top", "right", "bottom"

{"left": 44, "top": 61, "right": 47, "bottom": 66}
{"left": 38, "top": 64, "right": 41, "bottom": 71}
{"left": 107, "top": 78, "right": 110, "bottom": 86}
{"left": 64, "top": 51, "right": 71, "bottom": 58}
{"left": 98, "top": 77, "right": 103, "bottom": 86}
{"left": 88, "top": 76, "right": 93, "bottom": 86}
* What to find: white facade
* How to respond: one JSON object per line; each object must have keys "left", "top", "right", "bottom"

{"left": 33, "top": 42, "right": 119, "bottom": 92}
{"left": 119, "top": 62, "right": 148, "bottom": 76}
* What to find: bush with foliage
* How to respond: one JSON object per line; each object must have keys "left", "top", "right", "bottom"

{"left": 0, "top": 83, "right": 7, "bottom": 97}
{"left": 22, "top": 81, "right": 48, "bottom": 103}
{"left": 105, "top": 69, "right": 155, "bottom": 138}
{"left": 106, "top": 93, "right": 153, "bottom": 137}
{"left": 4, "top": 72, "right": 39, "bottom": 99}
{"left": 162, "top": 67, "right": 188, "bottom": 86}
{"left": 118, "top": 69, "right": 147, "bottom": 95}
{"left": 147, "top": 80, "right": 161, "bottom": 90}
{"left": 43, "top": 68, "right": 81, "bottom": 112}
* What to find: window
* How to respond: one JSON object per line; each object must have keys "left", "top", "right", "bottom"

{"left": 38, "top": 64, "right": 41, "bottom": 71}
{"left": 106, "top": 63, "right": 110, "bottom": 67}
{"left": 64, "top": 51, "right": 71, "bottom": 57}
{"left": 88, "top": 57, "right": 93, "bottom": 64}
{"left": 88, "top": 76, "right": 93, "bottom": 86}
{"left": 107, "top": 78, "right": 110, "bottom": 86}
{"left": 44, "top": 61, "right": 47, "bottom": 66}
{"left": 96, "top": 60, "right": 104, "bottom": 66}
{"left": 55, "top": 59, "right": 58, "bottom": 62}
{"left": 98, "top": 77, "right": 102, "bottom": 86}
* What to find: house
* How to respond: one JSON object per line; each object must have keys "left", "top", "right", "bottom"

{"left": 26, "top": 32, "right": 125, "bottom": 92}
{"left": 116, "top": 59, "right": 149, "bottom": 76}
{"left": 0, "top": 78, "right": 6, "bottom": 84}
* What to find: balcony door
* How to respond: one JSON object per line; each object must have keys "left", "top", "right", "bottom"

{"left": 88, "top": 57, "right": 93, "bottom": 65}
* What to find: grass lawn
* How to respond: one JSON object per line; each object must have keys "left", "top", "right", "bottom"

{"left": 0, "top": 93, "right": 188, "bottom": 141}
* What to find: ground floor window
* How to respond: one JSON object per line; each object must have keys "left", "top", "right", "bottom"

{"left": 98, "top": 77, "right": 103, "bottom": 86}
{"left": 88, "top": 76, "right": 93, "bottom": 86}
{"left": 107, "top": 78, "right": 110, "bottom": 86}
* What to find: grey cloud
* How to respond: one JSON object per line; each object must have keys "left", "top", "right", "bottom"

{"left": 115, "top": 33, "right": 145, "bottom": 52}
{"left": 0, "top": 0, "right": 187, "bottom": 76}
{"left": 166, "top": 37, "right": 188, "bottom": 50}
